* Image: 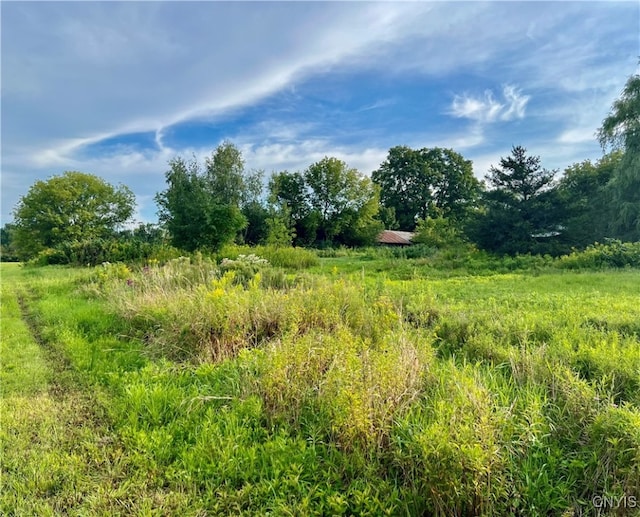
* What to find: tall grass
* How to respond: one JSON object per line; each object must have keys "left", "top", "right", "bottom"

{"left": 217, "top": 244, "right": 319, "bottom": 269}
{"left": 4, "top": 256, "right": 640, "bottom": 515}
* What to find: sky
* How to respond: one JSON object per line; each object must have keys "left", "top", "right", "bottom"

{"left": 2, "top": 1, "right": 638, "bottom": 225}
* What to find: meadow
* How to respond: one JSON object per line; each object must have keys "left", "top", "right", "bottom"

{"left": 1, "top": 247, "right": 639, "bottom": 516}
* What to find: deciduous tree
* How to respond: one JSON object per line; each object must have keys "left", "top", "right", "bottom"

{"left": 557, "top": 152, "right": 621, "bottom": 247}
{"left": 598, "top": 74, "right": 640, "bottom": 241}
{"left": 155, "top": 142, "right": 248, "bottom": 252}
{"left": 305, "top": 157, "right": 382, "bottom": 245}
{"left": 12, "top": 171, "right": 135, "bottom": 259}
{"left": 268, "top": 171, "right": 317, "bottom": 245}
{"left": 372, "top": 146, "right": 480, "bottom": 230}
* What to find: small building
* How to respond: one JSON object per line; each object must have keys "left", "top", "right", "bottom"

{"left": 377, "top": 230, "right": 415, "bottom": 246}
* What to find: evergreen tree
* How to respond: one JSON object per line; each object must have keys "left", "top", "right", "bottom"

{"left": 469, "top": 146, "right": 562, "bottom": 255}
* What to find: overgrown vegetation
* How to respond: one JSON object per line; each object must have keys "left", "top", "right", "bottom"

{"left": 3, "top": 248, "right": 639, "bottom": 515}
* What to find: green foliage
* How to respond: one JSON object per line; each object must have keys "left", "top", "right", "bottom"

{"left": 204, "top": 140, "right": 247, "bottom": 204}
{"left": 264, "top": 211, "right": 295, "bottom": 247}
{"left": 598, "top": 74, "right": 640, "bottom": 152}
{"left": 607, "top": 151, "right": 640, "bottom": 241}
{"left": 304, "top": 157, "right": 383, "bottom": 246}
{"left": 557, "top": 152, "right": 621, "bottom": 247}
{"left": 155, "top": 143, "right": 248, "bottom": 252}
{"left": 219, "top": 254, "right": 270, "bottom": 286}
{"left": 0, "top": 223, "right": 19, "bottom": 262}
{"left": 241, "top": 201, "right": 270, "bottom": 245}
{"left": 469, "top": 146, "right": 564, "bottom": 255}
{"left": 217, "top": 244, "right": 319, "bottom": 269}
{"left": 12, "top": 171, "right": 135, "bottom": 260}
{"left": 372, "top": 146, "right": 480, "bottom": 230}
{"left": 598, "top": 74, "right": 640, "bottom": 241}
{"left": 268, "top": 161, "right": 384, "bottom": 248}
{"left": 392, "top": 363, "right": 507, "bottom": 515}
{"left": 268, "top": 170, "right": 317, "bottom": 246}
{"left": 257, "top": 246, "right": 318, "bottom": 269}
{"left": 25, "top": 237, "right": 182, "bottom": 267}
{"left": 557, "top": 240, "right": 640, "bottom": 269}
{"left": 412, "top": 216, "right": 464, "bottom": 248}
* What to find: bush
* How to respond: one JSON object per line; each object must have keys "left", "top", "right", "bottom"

{"left": 220, "top": 254, "right": 270, "bottom": 286}
{"left": 558, "top": 240, "right": 640, "bottom": 269}
{"left": 413, "top": 216, "right": 464, "bottom": 248}
{"left": 26, "top": 247, "right": 69, "bottom": 266}
{"left": 0, "top": 245, "right": 20, "bottom": 262}
{"left": 25, "top": 238, "right": 183, "bottom": 267}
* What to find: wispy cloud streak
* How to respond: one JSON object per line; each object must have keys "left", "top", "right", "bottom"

{"left": 450, "top": 85, "right": 530, "bottom": 123}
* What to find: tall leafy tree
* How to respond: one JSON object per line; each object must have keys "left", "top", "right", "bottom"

{"left": 305, "top": 157, "right": 382, "bottom": 245}
{"left": 156, "top": 156, "right": 214, "bottom": 251}
{"left": 372, "top": 146, "right": 480, "bottom": 230}
{"left": 204, "top": 141, "right": 246, "bottom": 205}
{"left": 268, "top": 171, "right": 318, "bottom": 245}
{"left": 269, "top": 171, "right": 308, "bottom": 222}
{"left": 238, "top": 168, "right": 270, "bottom": 245}
{"left": 241, "top": 201, "right": 270, "bottom": 245}
{"left": 335, "top": 187, "right": 384, "bottom": 247}
{"left": 372, "top": 146, "right": 435, "bottom": 230}
{"left": 469, "top": 146, "right": 562, "bottom": 255}
{"left": 12, "top": 171, "right": 135, "bottom": 259}
{"left": 428, "top": 148, "right": 481, "bottom": 222}
{"left": 598, "top": 74, "right": 640, "bottom": 241}
{"left": 557, "top": 151, "right": 622, "bottom": 247}
{"left": 155, "top": 142, "right": 248, "bottom": 252}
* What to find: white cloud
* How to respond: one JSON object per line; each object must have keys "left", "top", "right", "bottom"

{"left": 501, "top": 85, "right": 530, "bottom": 120}
{"left": 450, "top": 85, "right": 530, "bottom": 123}
{"left": 3, "top": 2, "right": 429, "bottom": 167}
{"left": 357, "top": 98, "right": 397, "bottom": 112}
{"left": 558, "top": 128, "right": 598, "bottom": 145}
{"left": 239, "top": 141, "right": 387, "bottom": 178}
{"left": 2, "top": 1, "right": 636, "bottom": 224}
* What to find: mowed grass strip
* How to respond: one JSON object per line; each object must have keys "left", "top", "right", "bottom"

{"left": 0, "top": 265, "right": 165, "bottom": 516}
{"left": 1, "top": 265, "right": 50, "bottom": 395}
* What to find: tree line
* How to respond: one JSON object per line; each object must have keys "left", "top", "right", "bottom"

{"left": 3, "top": 74, "right": 639, "bottom": 262}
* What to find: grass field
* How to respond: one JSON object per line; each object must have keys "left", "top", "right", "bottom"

{"left": 1, "top": 253, "right": 639, "bottom": 516}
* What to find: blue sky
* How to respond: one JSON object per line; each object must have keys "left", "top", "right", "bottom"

{"left": 2, "top": 1, "right": 638, "bottom": 225}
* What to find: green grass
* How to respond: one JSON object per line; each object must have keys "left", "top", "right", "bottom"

{"left": 2, "top": 255, "right": 640, "bottom": 515}
{"left": 0, "top": 265, "right": 50, "bottom": 395}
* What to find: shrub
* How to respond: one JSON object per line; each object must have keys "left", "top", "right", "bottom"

{"left": 25, "top": 238, "right": 183, "bottom": 267}
{"left": 558, "top": 240, "right": 640, "bottom": 269}
{"left": 220, "top": 254, "right": 270, "bottom": 286}
{"left": 26, "top": 247, "right": 69, "bottom": 266}
{"left": 413, "top": 216, "right": 464, "bottom": 248}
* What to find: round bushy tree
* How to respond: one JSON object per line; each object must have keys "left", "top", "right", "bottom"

{"left": 12, "top": 171, "right": 135, "bottom": 260}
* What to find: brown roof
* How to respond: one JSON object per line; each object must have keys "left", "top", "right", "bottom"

{"left": 378, "top": 230, "right": 415, "bottom": 245}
